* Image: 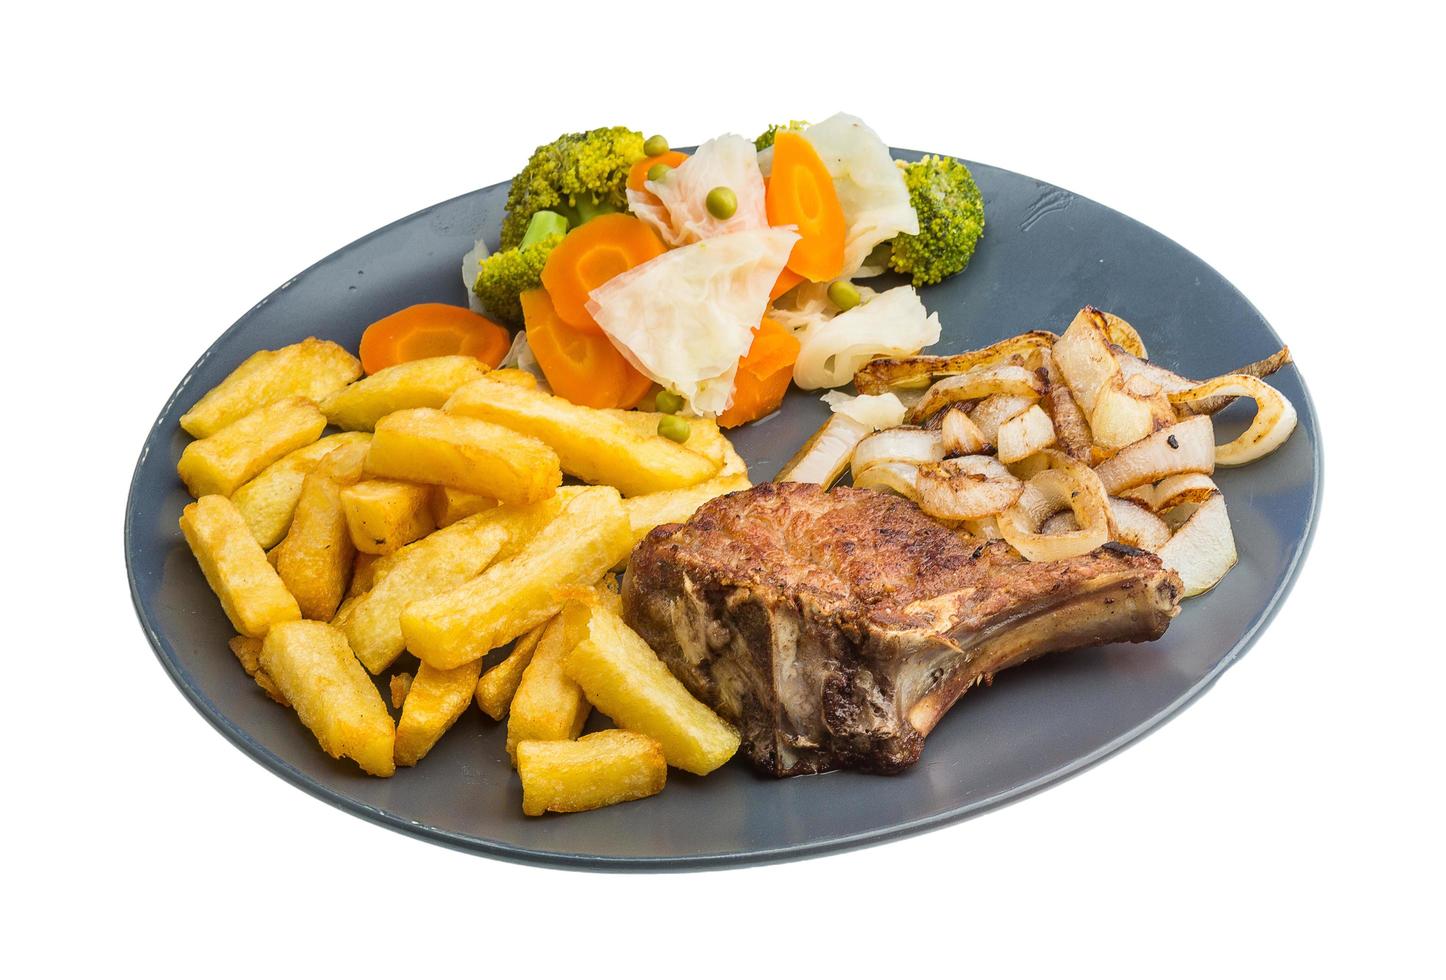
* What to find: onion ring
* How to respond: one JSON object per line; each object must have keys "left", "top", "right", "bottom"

{"left": 906, "top": 365, "right": 1043, "bottom": 423}
{"left": 851, "top": 461, "right": 921, "bottom": 500}
{"left": 999, "top": 451, "right": 1112, "bottom": 561}
{"left": 1165, "top": 374, "right": 1297, "bottom": 466}
{"left": 1093, "top": 415, "right": 1216, "bottom": 494}
{"left": 853, "top": 331, "right": 1056, "bottom": 394}
{"left": 997, "top": 404, "right": 1058, "bottom": 463}
{"left": 941, "top": 407, "right": 990, "bottom": 455}
{"left": 776, "top": 414, "right": 872, "bottom": 486}
{"left": 1157, "top": 488, "right": 1237, "bottom": 597}
{"left": 850, "top": 427, "right": 943, "bottom": 480}
{"left": 915, "top": 456, "right": 1024, "bottom": 521}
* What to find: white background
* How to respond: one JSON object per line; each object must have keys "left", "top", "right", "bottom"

{"left": 6, "top": 2, "right": 1441, "bottom": 976}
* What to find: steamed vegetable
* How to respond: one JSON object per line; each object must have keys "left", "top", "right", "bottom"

{"left": 357, "top": 304, "right": 511, "bottom": 375}
{"left": 520, "top": 289, "right": 652, "bottom": 410}
{"left": 717, "top": 318, "right": 801, "bottom": 428}
{"left": 540, "top": 213, "right": 665, "bottom": 334}
{"left": 766, "top": 132, "right": 846, "bottom": 282}
{"left": 889, "top": 154, "right": 986, "bottom": 286}
{"left": 500, "top": 127, "right": 647, "bottom": 248}
{"left": 471, "top": 211, "right": 567, "bottom": 325}
{"left": 627, "top": 135, "right": 769, "bottom": 247}
{"left": 754, "top": 119, "right": 809, "bottom": 151}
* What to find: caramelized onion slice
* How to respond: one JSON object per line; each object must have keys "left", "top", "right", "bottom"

{"left": 907, "top": 365, "right": 1044, "bottom": 423}
{"left": 1040, "top": 497, "right": 1170, "bottom": 552}
{"left": 941, "top": 406, "right": 990, "bottom": 456}
{"left": 850, "top": 427, "right": 943, "bottom": 480}
{"left": 1119, "top": 472, "right": 1221, "bottom": 513}
{"left": 776, "top": 414, "right": 872, "bottom": 486}
{"left": 999, "top": 451, "right": 1112, "bottom": 561}
{"left": 1165, "top": 374, "right": 1297, "bottom": 466}
{"left": 997, "top": 404, "right": 1058, "bottom": 463}
{"left": 1101, "top": 311, "right": 1148, "bottom": 359}
{"left": 1157, "top": 489, "right": 1237, "bottom": 597}
{"left": 969, "top": 393, "right": 1038, "bottom": 444}
{"left": 851, "top": 461, "right": 921, "bottom": 500}
{"left": 1093, "top": 415, "right": 1215, "bottom": 494}
{"left": 853, "top": 331, "right": 1056, "bottom": 394}
{"left": 915, "top": 456, "right": 1024, "bottom": 521}
{"left": 1052, "top": 306, "right": 1121, "bottom": 415}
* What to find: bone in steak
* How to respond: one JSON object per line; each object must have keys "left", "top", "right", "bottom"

{"left": 622, "top": 482, "right": 1182, "bottom": 776}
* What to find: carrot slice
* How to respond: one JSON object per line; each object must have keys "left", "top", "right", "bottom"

{"left": 521, "top": 289, "right": 652, "bottom": 409}
{"left": 717, "top": 318, "right": 800, "bottom": 429}
{"left": 358, "top": 303, "right": 510, "bottom": 375}
{"left": 627, "top": 150, "right": 690, "bottom": 192}
{"left": 769, "top": 266, "right": 805, "bottom": 301}
{"left": 541, "top": 214, "right": 666, "bottom": 335}
{"left": 765, "top": 132, "right": 846, "bottom": 282}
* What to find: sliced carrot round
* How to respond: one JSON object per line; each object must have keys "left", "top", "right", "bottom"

{"left": 521, "top": 289, "right": 652, "bottom": 409}
{"left": 769, "top": 266, "right": 806, "bottom": 302}
{"left": 358, "top": 303, "right": 510, "bottom": 375}
{"left": 541, "top": 214, "right": 666, "bottom": 336}
{"left": 765, "top": 131, "right": 846, "bottom": 283}
{"left": 717, "top": 317, "right": 801, "bottom": 428}
{"left": 628, "top": 150, "right": 689, "bottom": 192}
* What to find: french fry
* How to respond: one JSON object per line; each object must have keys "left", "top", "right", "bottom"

{"left": 608, "top": 409, "right": 727, "bottom": 470}
{"left": 474, "top": 621, "right": 546, "bottom": 721}
{"left": 180, "top": 495, "right": 300, "bottom": 637}
{"left": 562, "top": 598, "right": 739, "bottom": 775}
{"left": 228, "top": 635, "right": 290, "bottom": 706}
{"left": 177, "top": 396, "right": 327, "bottom": 498}
{"left": 389, "top": 672, "right": 413, "bottom": 710}
{"left": 430, "top": 486, "right": 496, "bottom": 528}
{"left": 319, "top": 355, "right": 489, "bottom": 431}
{"left": 347, "top": 552, "right": 380, "bottom": 599}
{"left": 621, "top": 473, "right": 752, "bottom": 551}
{"left": 365, "top": 407, "right": 561, "bottom": 504}
{"left": 180, "top": 337, "right": 361, "bottom": 438}
{"left": 341, "top": 479, "right": 435, "bottom": 555}
{"left": 504, "top": 615, "right": 590, "bottom": 759}
{"left": 444, "top": 377, "right": 719, "bottom": 496}
{"left": 273, "top": 439, "right": 369, "bottom": 621}
{"left": 231, "top": 432, "right": 371, "bottom": 549}
{"left": 517, "top": 731, "right": 667, "bottom": 816}
{"left": 402, "top": 486, "right": 632, "bottom": 669}
{"left": 394, "top": 659, "right": 484, "bottom": 766}
{"left": 339, "top": 496, "right": 563, "bottom": 674}
{"left": 259, "top": 621, "right": 396, "bottom": 777}
{"left": 486, "top": 367, "right": 539, "bottom": 389}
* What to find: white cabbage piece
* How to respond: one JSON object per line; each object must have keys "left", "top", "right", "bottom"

{"left": 586, "top": 227, "right": 799, "bottom": 416}
{"left": 626, "top": 135, "right": 769, "bottom": 247}
{"left": 461, "top": 239, "right": 490, "bottom": 313}
{"left": 802, "top": 113, "right": 918, "bottom": 277}
{"left": 769, "top": 279, "right": 879, "bottom": 334}
{"left": 499, "top": 328, "right": 549, "bottom": 390}
{"left": 820, "top": 391, "right": 908, "bottom": 430}
{"left": 791, "top": 285, "right": 941, "bottom": 390}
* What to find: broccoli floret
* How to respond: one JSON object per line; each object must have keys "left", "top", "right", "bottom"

{"left": 500, "top": 127, "right": 646, "bottom": 248}
{"left": 888, "top": 155, "right": 985, "bottom": 287}
{"left": 754, "top": 120, "right": 810, "bottom": 151}
{"left": 472, "top": 212, "right": 566, "bottom": 326}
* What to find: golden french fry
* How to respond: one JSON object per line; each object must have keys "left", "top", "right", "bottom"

{"left": 430, "top": 486, "right": 496, "bottom": 528}
{"left": 180, "top": 495, "right": 300, "bottom": 637}
{"left": 180, "top": 337, "right": 360, "bottom": 438}
{"left": 389, "top": 672, "right": 413, "bottom": 710}
{"left": 517, "top": 731, "right": 667, "bottom": 816}
{"left": 177, "top": 396, "right": 327, "bottom": 498}
{"left": 402, "top": 486, "right": 631, "bottom": 669}
{"left": 228, "top": 635, "right": 290, "bottom": 706}
{"left": 340, "top": 496, "right": 563, "bottom": 674}
{"left": 394, "top": 659, "right": 484, "bottom": 766}
{"left": 319, "top": 355, "right": 489, "bottom": 431}
{"left": 260, "top": 621, "right": 395, "bottom": 777}
{"left": 474, "top": 621, "right": 546, "bottom": 721}
{"left": 505, "top": 615, "right": 589, "bottom": 759}
{"left": 273, "top": 440, "right": 369, "bottom": 621}
{"left": 347, "top": 552, "right": 380, "bottom": 599}
{"left": 231, "top": 432, "right": 371, "bottom": 549}
{"left": 341, "top": 479, "right": 435, "bottom": 555}
{"left": 562, "top": 598, "right": 739, "bottom": 775}
{"left": 486, "top": 368, "right": 539, "bottom": 389}
{"left": 444, "top": 378, "right": 719, "bottom": 496}
{"left": 365, "top": 407, "right": 561, "bottom": 504}
{"left": 621, "top": 473, "right": 752, "bottom": 551}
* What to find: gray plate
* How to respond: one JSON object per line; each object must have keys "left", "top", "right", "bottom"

{"left": 125, "top": 151, "right": 1321, "bottom": 871}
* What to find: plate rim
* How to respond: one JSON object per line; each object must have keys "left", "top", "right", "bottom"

{"left": 124, "top": 156, "right": 1324, "bottom": 872}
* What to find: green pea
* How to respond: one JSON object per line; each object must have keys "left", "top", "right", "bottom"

{"left": 647, "top": 163, "right": 672, "bottom": 183}
{"left": 644, "top": 135, "right": 670, "bottom": 157}
{"left": 654, "top": 390, "right": 685, "bottom": 415}
{"left": 828, "top": 280, "right": 862, "bottom": 311}
{"left": 706, "top": 186, "right": 737, "bottom": 220}
{"left": 657, "top": 414, "right": 692, "bottom": 443}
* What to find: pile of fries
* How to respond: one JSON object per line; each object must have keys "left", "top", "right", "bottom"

{"left": 176, "top": 341, "right": 748, "bottom": 815}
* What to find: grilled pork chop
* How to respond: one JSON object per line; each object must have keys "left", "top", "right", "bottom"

{"left": 623, "top": 482, "right": 1182, "bottom": 776}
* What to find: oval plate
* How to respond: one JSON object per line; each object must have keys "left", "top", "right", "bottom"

{"left": 125, "top": 152, "right": 1321, "bottom": 870}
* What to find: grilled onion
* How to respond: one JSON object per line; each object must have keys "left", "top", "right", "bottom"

{"left": 776, "top": 414, "right": 872, "bottom": 485}
{"left": 969, "top": 393, "right": 1038, "bottom": 443}
{"left": 853, "top": 331, "right": 1056, "bottom": 394}
{"left": 1165, "top": 374, "right": 1297, "bottom": 466}
{"left": 1042, "top": 351, "right": 1093, "bottom": 461}
{"left": 852, "top": 461, "right": 921, "bottom": 499}
{"left": 907, "top": 365, "right": 1043, "bottom": 423}
{"left": 915, "top": 456, "right": 1023, "bottom": 521}
{"left": 961, "top": 516, "right": 1004, "bottom": 540}
{"left": 1117, "top": 347, "right": 1292, "bottom": 417}
{"left": 1047, "top": 496, "right": 1171, "bottom": 551}
{"left": 1119, "top": 472, "right": 1221, "bottom": 513}
{"left": 1101, "top": 311, "right": 1148, "bottom": 359}
{"left": 997, "top": 404, "right": 1058, "bottom": 463}
{"left": 1052, "top": 307, "right": 1122, "bottom": 415}
{"left": 850, "top": 427, "right": 943, "bottom": 480}
{"left": 1093, "top": 415, "right": 1216, "bottom": 494}
{"left": 941, "top": 406, "right": 990, "bottom": 455}
{"left": 999, "top": 451, "right": 1112, "bottom": 561}
{"left": 1157, "top": 488, "right": 1237, "bottom": 597}
{"left": 1088, "top": 373, "right": 1177, "bottom": 450}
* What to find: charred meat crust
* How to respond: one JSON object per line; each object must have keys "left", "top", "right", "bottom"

{"left": 623, "top": 482, "right": 1182, "bottom": 777}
